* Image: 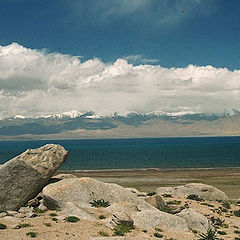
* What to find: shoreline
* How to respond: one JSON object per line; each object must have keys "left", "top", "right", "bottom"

{"left": 57, "top": 167, "right": 240, "bottom": 199}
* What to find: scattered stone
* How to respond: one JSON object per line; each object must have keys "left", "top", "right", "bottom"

{"left": 3, "top": 216, "right": 20, "bottom": 222}
{"left": 156, "top": 183, "right": 228, "bottom": 201}
{"left": 38, "top": 203, "right": 47, "bottom": 211}
{"left": 0, "top": 144, "right": 68, "bottom": 210}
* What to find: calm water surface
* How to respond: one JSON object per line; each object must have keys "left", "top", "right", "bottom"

{"left": 0, "top": 137, "right": 240, "bottom": 170}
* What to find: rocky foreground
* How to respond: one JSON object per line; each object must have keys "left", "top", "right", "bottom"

{"left": 0, "top": 145, "right": 240, "bottom": 240}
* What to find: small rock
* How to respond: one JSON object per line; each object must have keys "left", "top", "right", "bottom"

{"left": 28, "top": 198, "right": 39, "bottom": 208}
{"left": 14, "top": 213, "right": 26, "bottom": 218}
{"left": 12, "top": 224, "right": 21, "bottom": 229}
{"left": 3, "top": 216, "right": 20, "bottom": 222}
{"left": 0, "top": 212, "right": 7, "bottom": 218}
{"left": 111, "top": 211, "right": 134, "bottom": 228}
{"left": 38, "top": 203, "right": 47, "bottom": 211}
{"left": 7, "top": 211, "right": 18, "bottom": 216}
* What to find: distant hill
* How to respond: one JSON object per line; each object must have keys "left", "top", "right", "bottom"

{"left": 0, "top": 110, "right": 240, "bottom": 139}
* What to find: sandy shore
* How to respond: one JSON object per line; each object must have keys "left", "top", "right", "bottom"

{"left": 58, "top": 167, "right": 240, "bottom": 199}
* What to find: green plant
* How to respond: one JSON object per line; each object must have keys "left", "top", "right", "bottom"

{"left": 44, "top": 223, "right": 52, "bottom": 227}
{"left": 146, "top": 192, "right": 156, "bottom": 196}
{"left": 0, "top": 223, "right": 7, "bottom": 229}
{"left": 153, "top": 232, "right": 164, "bottom": 238}
{"left": 33, "top": 208, "right": 45, "bottom": 214}
{"left": 99, "top": 215, "right": 106, "bottom": 219}
{"left": 192, "top": 229, "right": 198, "bottom": 234}
{"left": 234, "top": 230, "right": 240, "bottom": 234}
{"left": 199, "top": 229, "right": 218, "bottom": 240}
{"left": 99, "top": 231, "right": 109, "bottom": 237}
{"left": 222, "top": 201, "right": 230, "bottom": 209}
{"left": 113, "top": 224, "right": 132, "bottom": 236}
{"left": 66, "top": 216, "right": 79, "bottom": 222}
{"left": 19, "top": 223, "right": 31, "bottom": 228}
{"left": 166, "top": 200, "right": 181, "bottom": 205}
{"left": 90, "top": 199, "right": 110, "bottom": 208}
{"left": 201, "top": 203, "right": 214, "bottom": 208}
{"left": 142, "top": 229, "right": 147, "bottom": 233}
{"left": 51, "top": 217, "right": 58, "bottom": 222}
{"left": 217, "top": 230, "right": 227, "bottom": 235}
{"left": 235, "top": 237, "right": 240, "bottom": 240}
{"left": 49, "top": 213, "right": 58, "bottom": 217}
{"left": 234, "top": 210, "right": 240, "bottom": 217}
{"left": 26, "top": 232, "right": 37, "bottom": 238}
{"left": 155, "top": 227, "right": 163, "bottom": 232}
{"left": 162, "top": 194, "right": 172, "bottom": 198}
{"left": 187, "top": 194, "right": 203, "bottom": 201}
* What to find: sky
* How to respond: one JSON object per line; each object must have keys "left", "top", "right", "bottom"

{"left": 0, "top": 0, "right": 240, "bottom": 118}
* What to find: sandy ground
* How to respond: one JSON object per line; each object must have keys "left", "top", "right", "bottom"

{"left": 59, "top": 167, "right": 240, "bottom": 199}
{"left": 1, "top": 167, "right": 240, "bottom": 240}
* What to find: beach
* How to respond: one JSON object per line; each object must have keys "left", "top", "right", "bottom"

{"left": 59, "top": 167, "right": 240, "bottom": 199}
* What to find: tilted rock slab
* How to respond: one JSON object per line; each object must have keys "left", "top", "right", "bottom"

{"left": 0, "top": 144, "right": 68, "bottom": 210}
{"left": 156, "top": 183, "right": 228, "bottom": 201}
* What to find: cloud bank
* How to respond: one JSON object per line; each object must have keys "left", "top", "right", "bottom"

{"left": 0, "top": 43, "right": 240, "bottom": 119}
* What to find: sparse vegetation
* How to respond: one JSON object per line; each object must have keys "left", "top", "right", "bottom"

{"left": 153, "top": 232, "right": 164, "bottom": 238}
{"left": 166, "top": 200, "right": 181, "bottom": 205}
{"left": 99, "top": 215, "right": 106, "bottom": 219}
{"left": 66, "top": 216, "right": 80, "bottom": 222}
{"left": 234, "top": 230, "right": 240, "bottom": 234}
{"left": 51, "top": 217, "right": 58, "bottom": 222}
{"left": 90, "top": 199, "right": 110, "bottom": 208}
{"left": 0, "top": 223, "right": 7, "bottom": 229}
{"left": 199, "top": 229, "right": 218, "bottom": 240}
{"left": 201, "top": 203, "right": 214, "bottom": 208}
{"left": 113, "top": 224, "right": 132, "bottom": 236}
{"left": 33, "top": 208, "right": 45, "bottom": 214}
{"left": 44, "top": 223, "right": 52, "bottom": 227}
{"left": 49, "top": 213, "right": 58, "bottom": 217}
{"left": 142, "top": 229, "right": 147, "bottom": 233}
{"left": 217, "top": 230, "right": 227, "bottom": 235}
{"left": 146, "top": 192, "right": 156, "bottom": 196}
{"left": 187, "top": 194, "right": 203, "bottom": 201}
{"left": 99, "top": 231, "right": 109, "bottom": 237}
{"left": 19, "top": 223, "right": 31, "bottom": 228}
{"left": 162, "top": 194, "right": 172, "bottom": 198}
{"left": 222, "top": 201, "right": 230, "bottom": 209}
{"left": 155, "top": 227, "right": 163, "bottom": 232}
{"left": 192, "top": 229, "right": 198, "bottom": 234}
{"left": 26, "top": 232, "right": 37, "bottom": 238}
{"left": 234, "top": 210, "right": 240, "bottom": 217}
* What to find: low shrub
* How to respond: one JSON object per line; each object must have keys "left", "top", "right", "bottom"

{"left": 234, "top": 210, "right": 240, "bottom": 217}
{"left": 146, "top": 192, "right": 156, "bottom": 196}
{"left": 99, "top": 231, "right": 109, "bottom": 237}
{"left": 98, "top": 215, "right": 106, "bottom": 219}
{"left": 66, "top": 216, "right": 79, "bottom": 223}
{"left": 199, "top": 229, "right": 218, "bottom": 240}
{"left": 90, "top": 199, "right": 110, "bottom": 208}
{"left": 217, "top": 230, "right": 227, "bottom": 235}
{"left": 0, "top": 223, "right": 7, "bottom": 229}
{"left": 187, "top": 194, "right": 203, "bottom": 201}
{"left": 153, "top": 232, "right": 164, "bottom": 238}
{"left": 113, "top": 224, "right": 132, "bottom": 236}
{"left": 26, "top": 232, "right": 37, "bottom": 238}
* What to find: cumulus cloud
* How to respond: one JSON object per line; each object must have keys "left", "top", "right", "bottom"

{"left": 0, "top": 43, "right": 240, "bottom": 119}
{"left": 123, "top": 55, "right": 159, "bottom": 64}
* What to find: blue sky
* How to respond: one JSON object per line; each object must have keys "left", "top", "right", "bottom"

{"left": 0, "top": 0, "right": 240, "bottom": 69}
{"left": 1, "top": 0, "right": 240, "bottom": 118}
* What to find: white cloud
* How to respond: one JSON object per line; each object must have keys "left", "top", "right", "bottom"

{"left": 0, "top": 43, "right": 240, "bottom": 119}
{"left": 124, "top": 55, "right": 159, "bottom": 64}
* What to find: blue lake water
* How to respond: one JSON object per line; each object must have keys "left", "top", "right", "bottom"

{"left": 0, "top": 137, "right": 240, "bottom": 170}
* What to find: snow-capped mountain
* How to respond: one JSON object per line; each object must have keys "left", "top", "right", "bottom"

{"left": 0, "top": 109, "right": 240, "bottom": 139}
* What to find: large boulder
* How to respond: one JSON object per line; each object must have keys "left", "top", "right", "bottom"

{"left": 156, "top": 183, "right": 228, "bottom": 201}
{"left": 0, "top": 144, "right": 68, "bottom": 210}
{"left": 43, "top": 177, "right": 190, "bottom": 232}
{"left": 42, "top": 177, "right": 152, "bottom": 210}
{"left": 176, "top": 208, "right": 212, "bottom": 233}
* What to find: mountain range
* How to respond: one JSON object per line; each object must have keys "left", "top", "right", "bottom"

{"left": 0, "top": 110, "right": 240, "bottom": 140}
